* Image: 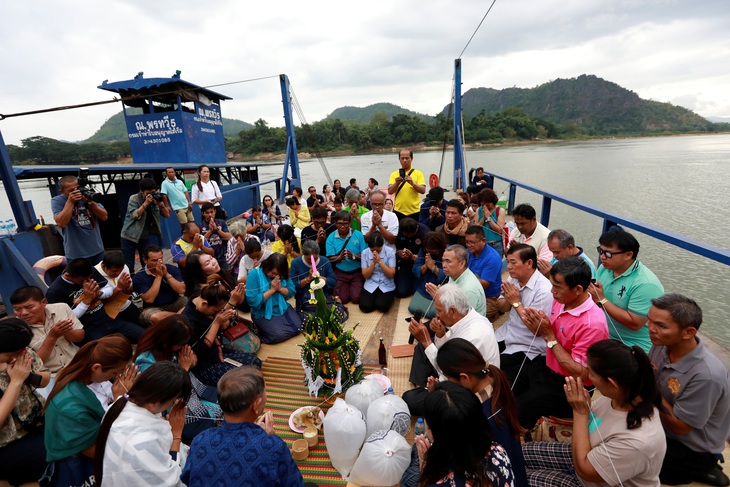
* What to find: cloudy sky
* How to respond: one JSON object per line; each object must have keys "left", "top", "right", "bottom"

{"left": 1, "top": 0, "right": 728, "bottom": 145}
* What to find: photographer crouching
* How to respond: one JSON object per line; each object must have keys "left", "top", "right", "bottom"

{"left": 52, "top": 175, "right": 109, "bottom": 264}
{"left": 120, "top": 178, "right": 171, "bottom": 275}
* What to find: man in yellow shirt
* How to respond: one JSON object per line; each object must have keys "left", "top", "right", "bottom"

{"left": 388, "top": 149, "right": 426, "bottom": 220}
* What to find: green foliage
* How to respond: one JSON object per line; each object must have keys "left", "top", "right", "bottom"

{"left": 10, "top": 136, "right": 130, "bottom": 165}
{"left": 451, "top": 75, "right": 715, "bottom": 135}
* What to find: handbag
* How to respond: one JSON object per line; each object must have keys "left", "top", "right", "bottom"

{"left": 0, "top": 385, "right": 45, "bottom": 434}
{"left": 525, "top": 415, "right": 573, "bottom": 443}
{"left": 223, "top": 318, "right": 251, "bottom": 341}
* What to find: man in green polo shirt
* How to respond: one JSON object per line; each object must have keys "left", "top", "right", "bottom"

{"left": 589, "top": 229, "right": 664, "bottom": 352}
{"left": 425, "top": 244, "right": 487, "bottom": 318}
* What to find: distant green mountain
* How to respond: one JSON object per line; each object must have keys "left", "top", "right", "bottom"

{"left": 325, "top": 103, "right": 435, "bottom": 123}
{"left": 443, "top": 75, "right": 713, "bottom": 134}
{"left": 83, "top": 110, "right": 254, "bottom": 143}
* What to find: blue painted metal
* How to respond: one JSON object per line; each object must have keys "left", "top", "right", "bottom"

{"left": 279, "top": 74, "right": 301, "bottom": 203}
{"left": 0, "top": 234, "right": 48, "bottom": 310}
{"left": 0, "top": 130, "right": 36, "bottom": 230}
{"left": 540, "top": 196, "right": 552, "bottom": 227}
{"left": 98, "top": 73, "right": 231, "bottom": 101}
{"left": 489, "top": 171, "right": 730, "bottom": 266}
{"left": 99, "top": 72, "right": 229, "bottom": 164}
{"left": 452, "top": 59, "right": 467, "bottom": 191}
{"left": 507, "top": 183, "right": 517, "bottom": 214}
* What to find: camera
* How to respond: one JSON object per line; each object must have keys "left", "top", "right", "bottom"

{"left": 152, "top": 192, "right": 164, "bottom": 203}
{"left": 77, "top": 168, "right": 103, "bottom": 203}
{"left": 78, "top": 186, "right": 103, "bottom": 203}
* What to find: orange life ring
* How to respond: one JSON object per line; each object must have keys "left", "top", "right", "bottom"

{"left": 429, "top": 174, "right": 439, "bottom": 189}
{"left": 33, "top": 255, "right": 66, "bottom": 287}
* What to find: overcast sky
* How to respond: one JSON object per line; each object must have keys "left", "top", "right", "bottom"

{"left": 1, "top": 0, "right": 728, "bottom": 146}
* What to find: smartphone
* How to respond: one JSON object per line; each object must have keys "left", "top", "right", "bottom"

{"left": 25, "top": 372, "right": 43, "bottom": 387}
{"left": 399, "top": 168, "right": 406, "bottom": 178}
{"left": 591, "top": 278, "right": 597, "bottom": 285}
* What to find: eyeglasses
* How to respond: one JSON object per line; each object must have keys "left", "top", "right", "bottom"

{"left": 309, "top": 189, "right": 316, "bottom": 193}
{"left": 596, "top": 247, "right": 630, "bottom": 259}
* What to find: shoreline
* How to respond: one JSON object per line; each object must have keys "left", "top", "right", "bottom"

{"left": 230, "top": 131, "right": 730, "bottom": 163}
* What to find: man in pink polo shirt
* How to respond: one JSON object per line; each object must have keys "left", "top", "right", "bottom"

{"left": 518, "top": 256, "right": 608, "bottom": 429}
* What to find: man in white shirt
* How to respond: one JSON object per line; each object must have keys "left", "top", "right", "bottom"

{"left": 403, "top": 284, "right": 499, "bottom": 415}
{"left": 495, "top": 244, "right": 553, "bottom": 402}
{"left": 360, "top": 191, "right": 399, "bottom": 252}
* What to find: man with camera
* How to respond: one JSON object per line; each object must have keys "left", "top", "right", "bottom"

{"left": 120, "top": 178, "right": 171, "bottom": 275}
{"left": 52, "top": 175, "right": 109, "bottom": 263}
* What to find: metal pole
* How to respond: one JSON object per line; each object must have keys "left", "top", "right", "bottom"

{"left": 0, "top": 130, "right": 35, "bottom": 230}
{"left": 452, "top": 59, "right": 467, "bottom": 191}
{"left": 279, "top": 74, "right": 301, "bottom": 203}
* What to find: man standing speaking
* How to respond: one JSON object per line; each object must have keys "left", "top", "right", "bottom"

{"left": 388, "top": 149, "right": 426, "bottom": 220}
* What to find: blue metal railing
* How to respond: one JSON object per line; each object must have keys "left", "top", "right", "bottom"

{"left": 493, "top": 172, "right": 730, "bottom": 266}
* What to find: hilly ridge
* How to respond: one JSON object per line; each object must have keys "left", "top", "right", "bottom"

{"left": 326, "top": 103, "right": 434, "bottom": 123}
{"left": 449, "top": 75, "right": 712, "bottom": 134}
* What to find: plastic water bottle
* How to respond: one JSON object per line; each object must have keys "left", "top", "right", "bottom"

{"left": 414, "top": 418, "right": 425, "bottom": 437}
{"left": 0, "top": 220, "right": 7, "bottom": 236}
{"left": 386, "top": 387, "right": 394, "bottom": 395}
{"left": 7, "top": 219, "right": 17, "bottom": 234}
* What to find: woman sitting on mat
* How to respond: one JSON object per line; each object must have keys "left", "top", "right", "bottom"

{"left": 290, "top": 240, "right": 348, "bottom": 323}
{"left": 401, "top": 381, "right": 514, "bottom": 487}
{"left": 95, "top": 361, "right": 191, "bottom": 486}
{"left": 271, "top": 224, "right": 301, "bottom": 268}
{"left": 245, "top": 253, "right": 302, "bottom": 344}
{"left": 359, "top": 233, "right": 396, "bottom": 313}
{"left": 43, "top": 335, "right": 135, "bottom": 487}
{"left": 134, "top": 315, "right": 222, "bottom": 443}
{"left": 437, "top": 338, "right": 528, "bottom": 487}
{"left": 182, "top": 276, "right": 261, "bottom": 386}
{"left": 184, "top": 252, "right": 260, "bottom": 354}
{"left": 0, "top": 318, "right": 51, "bottom": 486}
{"left": 523, "top": 339, "right": 666, "bottom": 487}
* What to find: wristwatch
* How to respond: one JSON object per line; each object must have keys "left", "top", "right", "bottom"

{"left": 597, "top": 298, "right": 608, "bottom": 308}
{"left": 512, "top": 302, "right": 522, "bottom": 309}
{"left": 547, "top": 340, "right": 558, "bottom": 349}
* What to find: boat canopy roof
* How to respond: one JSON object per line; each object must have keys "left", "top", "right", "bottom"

{"left": 98, "top": 72, "right": 231, "bottom": 108}
{"left": 12, "top": 162, "right": 259, "bottom": 180}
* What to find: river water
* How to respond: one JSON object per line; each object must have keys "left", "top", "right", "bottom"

{"left": 2, "top": 134, "right": 730, "bottom": 346}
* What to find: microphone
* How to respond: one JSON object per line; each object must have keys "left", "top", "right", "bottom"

{"left": 407, "top": 310, "right": 425, "bottom": 344}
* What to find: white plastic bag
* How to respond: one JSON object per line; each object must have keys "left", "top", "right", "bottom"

{"left": 366, "top": 394, "right": 411, "bottom": 438}
{"left": 345, "top": 378, "right": 383, "bottom": 417}
{"left": 348, "top": 429, "right": 412, "bottom": 487}
{"left": 323, "top": 398, "right": 367, "bottom": 479}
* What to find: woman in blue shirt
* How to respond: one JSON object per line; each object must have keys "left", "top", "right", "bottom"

{"left": 359, "top": 234, "right": 396, "bottom": 313}
{"left": 245, "top": 253, "right": 302, "bottom": 344}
